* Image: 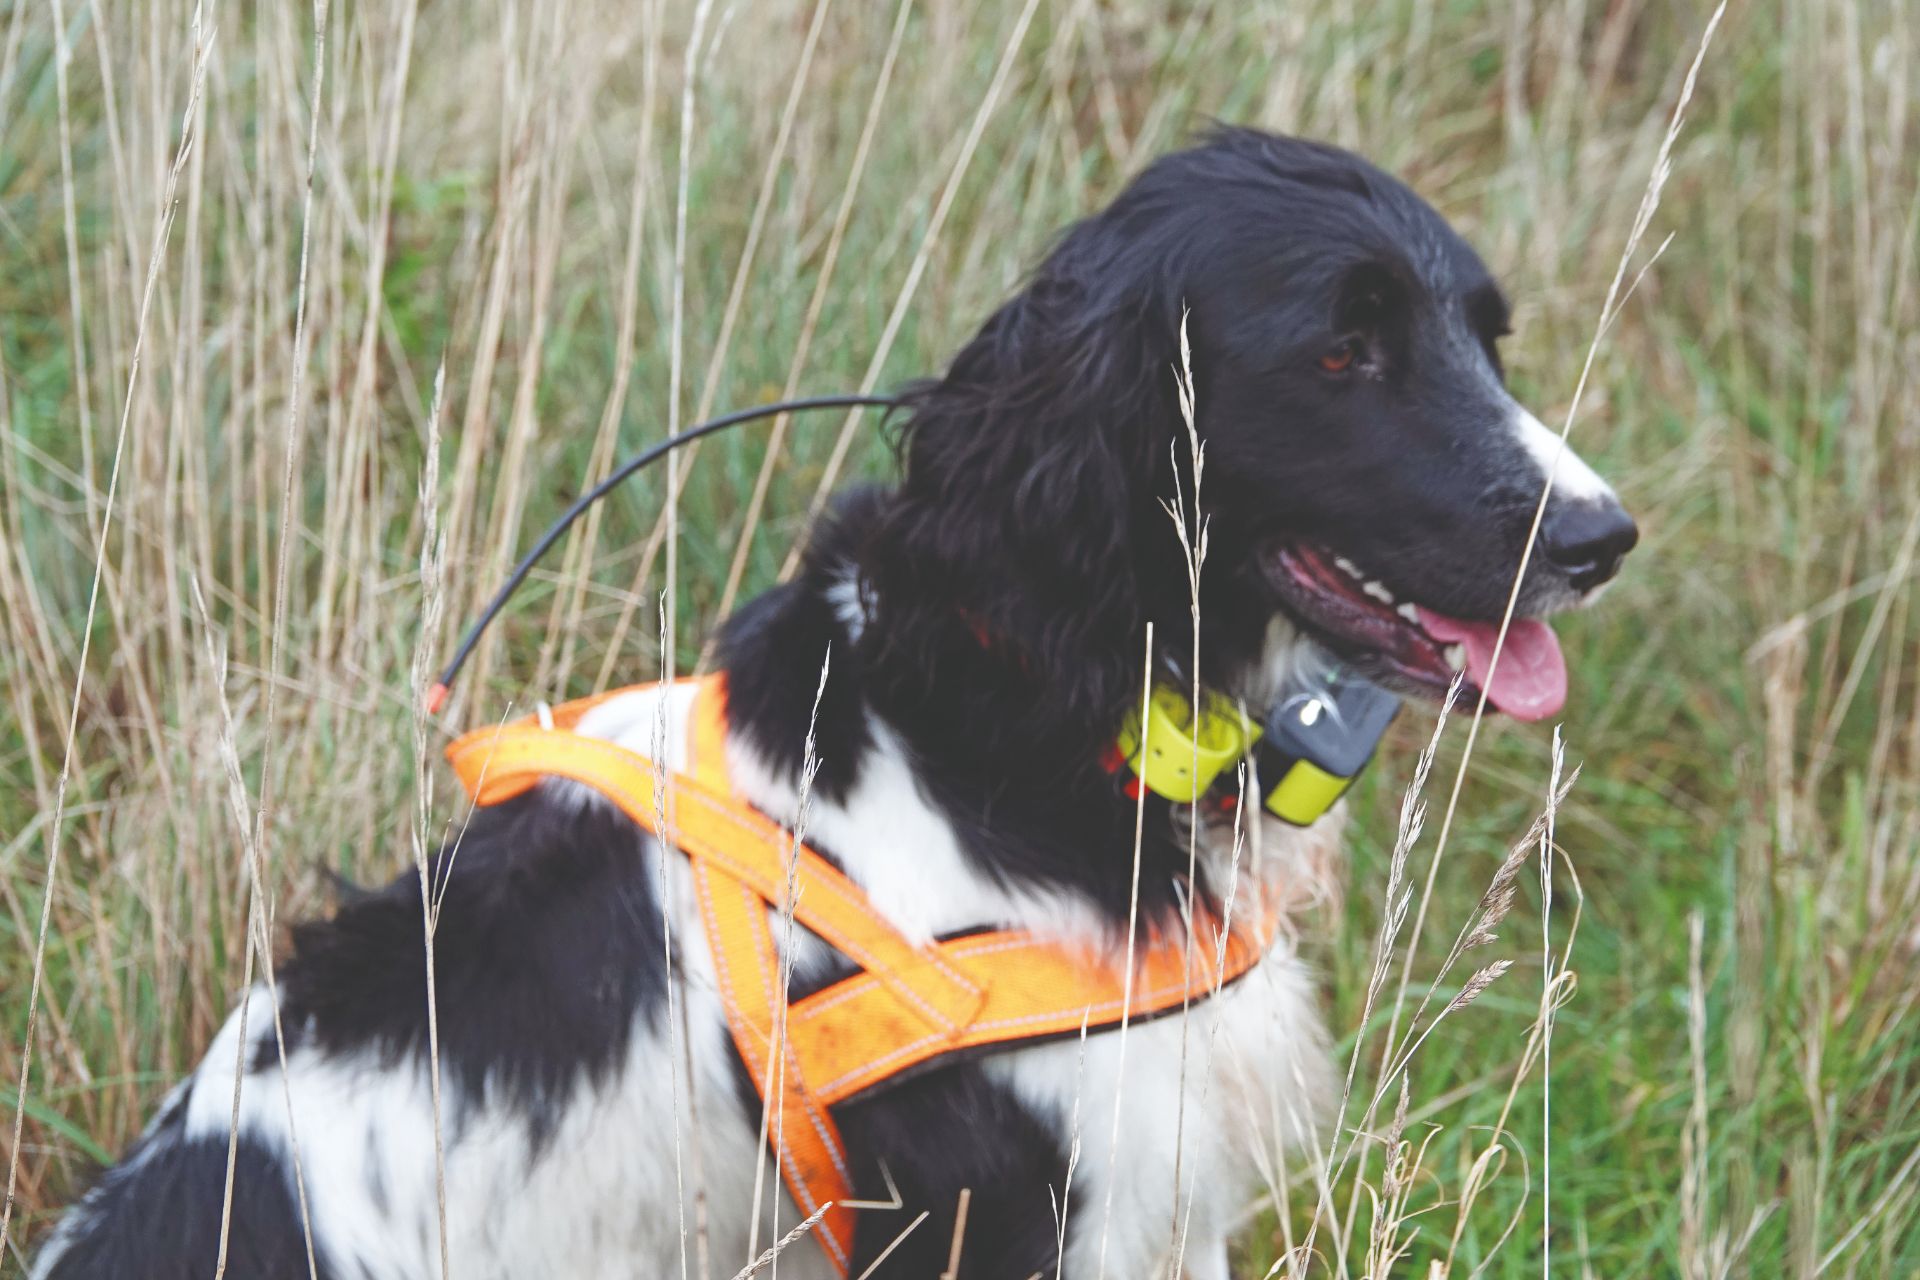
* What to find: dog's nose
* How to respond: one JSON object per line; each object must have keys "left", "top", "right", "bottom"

{"left": 1540, "top": 498, "right": 1638, "bottom": 592}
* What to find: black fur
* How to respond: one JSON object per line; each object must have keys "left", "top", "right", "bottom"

{"left": 839, "top": 1064, "right": 1070, "bottom": 1278}
{"left": 38, "top": 1102, "right": 327, "bottom": 1280}
{"left": 717, "top": 488, "right": 882, "bottom": 805}
{"left": 279, "top": 788, "right": 670, "bottom": 1139}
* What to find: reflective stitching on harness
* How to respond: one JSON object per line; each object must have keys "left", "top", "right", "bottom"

{"left": 743, "top": 887, "right": 855, "bottom": 1261}
{"left": 791, "top": 929, "right": 1232, "bottom": 1026}
{"left": 790, "top": 974, "right": 887, "bottom": 1020}
{"left": 698, "top": 866, "right": 851, "bottom": 1267}
{"left": 809, "top": 965, "right": 1246, "bottom": 1099}
{"left": 743, "top": 881, "right": 858, "bottom": 1189}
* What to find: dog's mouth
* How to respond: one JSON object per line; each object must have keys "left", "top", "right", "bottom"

{"left": 1261, "top": 544, "right": 1568, "bottom": 721}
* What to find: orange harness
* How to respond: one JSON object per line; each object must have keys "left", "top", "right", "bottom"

{"left": 446, "top": 675, "right": 1280, "bottom": 1274}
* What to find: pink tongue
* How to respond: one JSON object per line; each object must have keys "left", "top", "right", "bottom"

{"left": 1415, "top": 608, "right": 1568, "bottom": 722}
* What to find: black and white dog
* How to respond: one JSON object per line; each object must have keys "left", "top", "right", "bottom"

{"left": 36, "top": 128, "right": 1635, "bottom": 1279}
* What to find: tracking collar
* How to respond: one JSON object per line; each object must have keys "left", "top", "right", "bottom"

{"left": 1115, "top": 665, "right": 1400, "bottom": 826}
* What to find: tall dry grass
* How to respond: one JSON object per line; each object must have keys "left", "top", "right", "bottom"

{"left": 1, "top": 0, "right": 1917, "bottom": 1274}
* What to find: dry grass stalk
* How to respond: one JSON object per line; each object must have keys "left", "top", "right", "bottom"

{"left": 778, "top": 0, "right": 1048, "bottom": 583}
{"left": 1161, "top": 309, "right": 1210, "bottom": 1276}
{"left": 1093, "top": 623, "right": 1156, "bottom": 1280}
{"left": 188, "top": 575, "right": 318, "bottom": 1280}
{"left": 728, "top": 1201, "right": 834, "bottom": 1280}
{"left": 711, "top": 0, "right": 918, "bottom": 635}
{"left": 748, "top": 649, "right": 831, "bottom": 1271}
{"left": 851, "top": 1207, "right": 931, "bottom": 1280}
{"left": 1, "top": 0, "right": 220, "bottom": 1250}
{"left": 1292, "top": 685, "right": 1454, "bottom": 1276}
{"left": 535, "top": 0, "right": 664, "bottom": 697}
{"left": 1383, "top": 1, "right": 1730, "bottom": 1080}
{"left": 1680, "top": 910, "right": 1710, "bottom": 1280}
{"left": 1360, "top": 1078, "right": 1441, "bottom": 1279}
{"left": 408, "top": 366, "right": 452, "bottom": 1280}
{"left": 659, "top": 0, "right": 718, "bottom": 704}
{"left": 938, "top": 1186, "right": 973, "bottom": 1280}
{"left": 599, "top": 0, "right": 836, "bottom": 689}
{"left": 651, "top": 595, "right": 700, "bottom": 1280}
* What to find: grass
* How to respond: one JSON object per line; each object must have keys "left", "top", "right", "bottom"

{"left": 2, "top": 0, "right": 1918, "bottom": 1274}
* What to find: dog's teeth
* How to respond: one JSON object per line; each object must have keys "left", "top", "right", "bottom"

{"left": 1362, "top": 579, "right": 1396, "bottom": 605}
{"left": 1396, "top": 603, "right": 1420, "bottom": 623}
{"left": 1334, "top": 556, "right": 1363, "bottom": 579}
{"left": 1444, "top": 643, "right": 1467, "bottom": 672}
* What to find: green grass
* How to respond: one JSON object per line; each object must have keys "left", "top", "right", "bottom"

{"left": 3, "top": 0, "right": 1918, "bottom": 1274}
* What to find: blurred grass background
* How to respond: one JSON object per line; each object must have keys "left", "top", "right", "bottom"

{"left": 1, "top": 0, "right": 1917, "bottom": 1274}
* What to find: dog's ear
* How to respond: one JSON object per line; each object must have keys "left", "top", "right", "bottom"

{"left": 864, "top": 241, "right": 1186, "bottom": 741}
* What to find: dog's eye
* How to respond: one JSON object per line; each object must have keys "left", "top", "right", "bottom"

{"left": 1319, "top": 339, "right": 1362, "bottom": 374}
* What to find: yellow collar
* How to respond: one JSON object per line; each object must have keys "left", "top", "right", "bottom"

{"left": 1116, "top": 680, "right": 1393, "bottom": 826}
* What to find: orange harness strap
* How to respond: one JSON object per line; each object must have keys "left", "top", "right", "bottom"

{"left": 444, "top": 676, "right": 1279, "bottom": 1276}
{"left": 682, "top": 687, "right": 862, "bottom": 1268}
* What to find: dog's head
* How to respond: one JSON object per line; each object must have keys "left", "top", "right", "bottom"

{"left": 1170, "top": 129, "right": 1637, "bottom": 719}
{"left": 875, "top": 126, "right": 1635, "bottom": 736}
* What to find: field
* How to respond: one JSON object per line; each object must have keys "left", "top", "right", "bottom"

{"left": 2, "top": 0, "right": 1918, "bottom": 1274}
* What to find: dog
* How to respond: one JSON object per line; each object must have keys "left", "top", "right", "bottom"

{"left": 35, "top": 126, "right": 1636, "bottom": 1279}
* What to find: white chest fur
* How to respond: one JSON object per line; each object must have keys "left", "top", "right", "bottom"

{"left": 579, "top": 682, "right": 1342, "bottom": 1279}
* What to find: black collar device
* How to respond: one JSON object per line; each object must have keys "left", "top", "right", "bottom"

{"left": 1245, "top": 662, "right": 1401, "bottom": 825}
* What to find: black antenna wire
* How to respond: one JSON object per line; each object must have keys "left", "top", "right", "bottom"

{"left": 426, "top": 393, "right": 898, "bottom": 712}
